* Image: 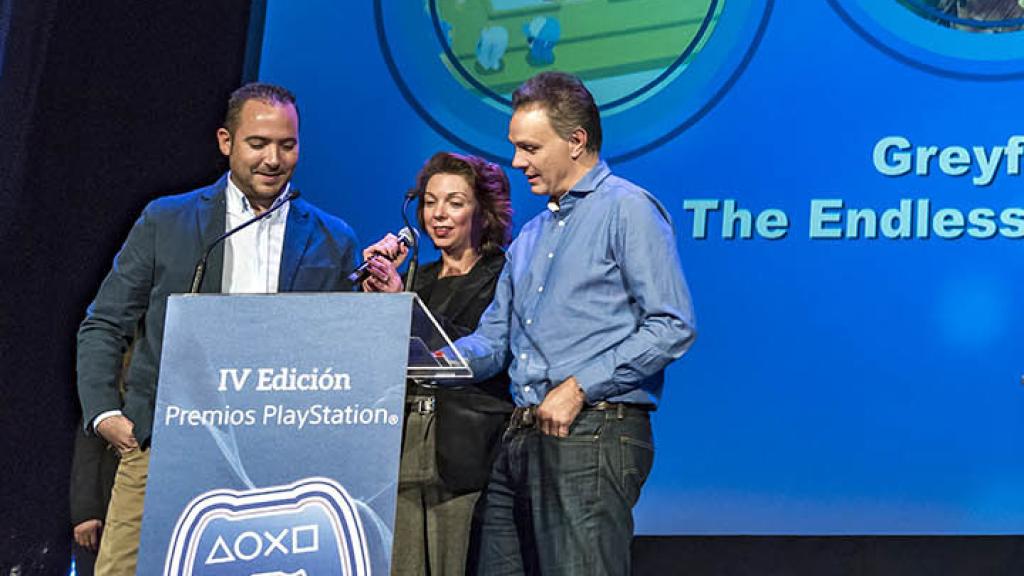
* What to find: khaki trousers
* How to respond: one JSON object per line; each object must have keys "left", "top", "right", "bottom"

{"left": 95, "top": 448, "right": 149, "bottom": 576}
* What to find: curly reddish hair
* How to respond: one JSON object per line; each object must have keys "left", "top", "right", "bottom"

{"left": 412, "top": 152, "right": 513, "bottom": 254}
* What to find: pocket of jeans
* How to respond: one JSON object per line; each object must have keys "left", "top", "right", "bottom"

{"left": 620, "top": 435, "right": 654, "bottom": 506}
{"left": 560, "top": 410, "right": 604, "bottom": 443}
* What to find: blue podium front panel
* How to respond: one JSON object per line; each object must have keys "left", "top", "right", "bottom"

{"left": 139, "top": 293, "right": 412, "bottom": 575}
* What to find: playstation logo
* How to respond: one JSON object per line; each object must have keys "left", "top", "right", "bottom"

{"left": 163, "top": 477, "right": 371, "bottom": 575}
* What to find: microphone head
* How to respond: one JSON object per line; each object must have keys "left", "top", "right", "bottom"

{"left": 269, "top": 189, "right": 300, "bottom": 211}
{"left": 397, "top": 226, "right": 419, "bottom": 246}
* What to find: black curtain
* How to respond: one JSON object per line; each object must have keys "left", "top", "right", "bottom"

{"left": 0, "top": 1, "right": 254, "bottom": 573}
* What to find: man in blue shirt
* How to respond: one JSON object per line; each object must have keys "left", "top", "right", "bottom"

{"left": 455, "top": 72, "right": 696, "bottom": 574}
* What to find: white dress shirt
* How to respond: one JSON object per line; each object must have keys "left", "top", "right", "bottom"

{"left": 221, "top": 176, "right": 290, "bottom": 294}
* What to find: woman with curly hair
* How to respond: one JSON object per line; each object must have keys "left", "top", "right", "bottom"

{"left": 361, "top": 151, "right": 514, "bottom": 575}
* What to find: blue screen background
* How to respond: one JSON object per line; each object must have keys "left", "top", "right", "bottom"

{"left": 259, "top": 0, "right": 1024, "bottom": 534}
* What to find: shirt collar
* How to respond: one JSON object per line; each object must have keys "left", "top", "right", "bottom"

{"left": 547, "top": 160, "right": 610, "bottom": 214}
{"left": 225, "top": 172, "right": 291, "bottom": 218}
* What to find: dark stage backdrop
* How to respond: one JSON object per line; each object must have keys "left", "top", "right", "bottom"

{"left": 0, "top": 1, "right": 254, "bottom": 573}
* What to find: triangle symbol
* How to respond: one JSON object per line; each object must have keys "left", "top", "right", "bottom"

{"left": 205, "top": 535, "right": 236, "bottom": 565}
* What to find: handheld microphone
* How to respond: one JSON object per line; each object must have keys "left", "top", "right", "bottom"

{"left": 348, "top": 227, "right": 418, "bottom": 284}
{"left": 188, "top": 189, "right": 300, "bottom": 294}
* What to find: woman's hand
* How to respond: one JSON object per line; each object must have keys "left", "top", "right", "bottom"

{"left": 361, "top": 254, "right": 404, "bottom": 293}
{"left": 361, "top": 233, "right": 409, "bottom": 269}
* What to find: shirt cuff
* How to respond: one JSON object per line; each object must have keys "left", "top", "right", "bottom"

{"left": 572, "top": 353, "right": 615, "bottom": 404}
{"left": 92, "top": 410, "right": 123, "bottom": 433}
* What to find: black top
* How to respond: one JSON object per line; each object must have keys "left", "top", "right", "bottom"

{"left": 69, "top": 421, "right": 118, "bottom": 525}
{"left": 410, "top": 251, "right": 511, "bottom": 404}
{"left": 409, "top": 250, "right": 513, "bottom": 493}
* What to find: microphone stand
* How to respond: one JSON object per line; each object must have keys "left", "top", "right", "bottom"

{"left": 400, "top": 193, "right": 420, "bottom": 292}
{"left": 189, "top": 189, "right": 299, "bottom": 294}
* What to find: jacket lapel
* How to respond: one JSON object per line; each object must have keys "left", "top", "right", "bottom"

{"left": 278, "top": 197, "right": 314, "bottom": 292}
{"left": 195, "top": 175, "right": 228, "bottom": 294}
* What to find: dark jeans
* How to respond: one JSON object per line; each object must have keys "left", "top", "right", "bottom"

{"left": 471, "top": 406, "right": 654, "bottom": 576}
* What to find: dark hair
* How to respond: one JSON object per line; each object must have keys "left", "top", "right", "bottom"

{"left": 223, "top": 83, "right": 298, "bottom": 134}
{"left": 511, "top": 71, "right": 602, "bottom": 153}
{"left": 412, "top": 152, "right": 513, "bottom": 255}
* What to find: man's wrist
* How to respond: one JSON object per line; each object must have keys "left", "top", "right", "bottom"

{"left": 92, "top": 410, "right": 123, "bottom": 433}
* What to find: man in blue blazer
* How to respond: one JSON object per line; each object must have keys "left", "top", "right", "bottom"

{"left": 75, "top": 83, "right": 358, "bottom": 576}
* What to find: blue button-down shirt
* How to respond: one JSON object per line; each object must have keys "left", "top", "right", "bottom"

{"left": 454, "top": 161, "right": 696, "bottom": 407}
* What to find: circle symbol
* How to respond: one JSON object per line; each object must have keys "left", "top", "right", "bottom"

{"left": 898, "top": 0, "right": 1024, "bottom": 32}
{"left": 375, "top": 0, "right": 773, "bottom": 162}
{"left": 431, "top": 0, "right": 720, "bottom": 114}
{"left": 828, "top": 0, "right": 1024, "bottom": 80}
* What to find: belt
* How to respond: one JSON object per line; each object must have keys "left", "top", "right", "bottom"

{"left": 508, "top": 401, "right": 652, "bottom": 430}
{"left": 405, "top": 396, "right": 436, "bottom": 415}
{"left": 508, "top": 406, "right": 536, "bottom": 429}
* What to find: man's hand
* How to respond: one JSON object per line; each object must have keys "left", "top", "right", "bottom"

{"left": 95, "top": 414, "right": 138, "bottom": 454}
{"left": 536, "top": 376, "right": 586, "bottom": 437}
{"left": 73, "top": 519, "right": 103, "bottom": 551}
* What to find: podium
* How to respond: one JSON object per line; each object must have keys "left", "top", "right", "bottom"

{"left": 137, "top": 293, "right": 469, "bottom": 576}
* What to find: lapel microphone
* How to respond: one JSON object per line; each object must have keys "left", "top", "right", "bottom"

{"left": 189, "top": 189, "right": 300, "bottom": 294}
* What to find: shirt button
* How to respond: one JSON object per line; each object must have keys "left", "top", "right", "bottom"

{"left": 547, "top": 252, "right": 554, "bottom": 259}
{"left": 519, "top": 353, "right": 527, "bottom": 360}
{"left": 525, "top": 319, "right": 533, "bottom": 325}
{"left": 524, "top": 385, "right": 531, "bottom": 393}
{"left": 558, "top": 220, "right": 566, "bottom": 227}
{"left": 537, "top": 286, "right": 544, "bottom": 293}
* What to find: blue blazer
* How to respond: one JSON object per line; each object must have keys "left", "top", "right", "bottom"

{"left": 76, "top": 175, "right": 358, "bottom": 446}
